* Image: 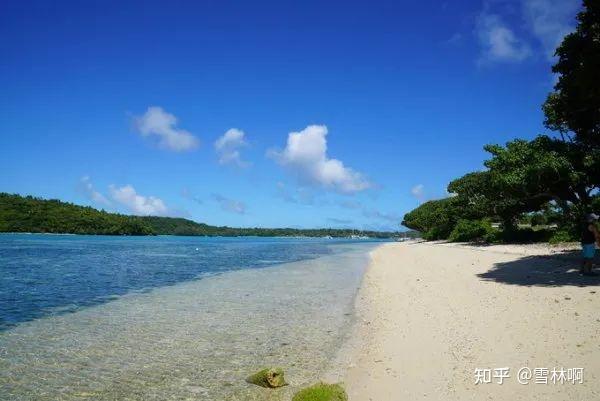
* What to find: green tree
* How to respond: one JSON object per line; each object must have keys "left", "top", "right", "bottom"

{"left": 449, "top": 136, "right": 600, "bottom": 230}
{"left": 447, "top": 171, "right": 497, "bottom": 220}
{"left": 401, "top": 197, "right": 459, "bottom": 240}
{"left": 0, "top": 193, "right": 396, "bottom": 238}
{"left": 406, "top": 1, "right": 600, "bottom": 243}
{"left": 543, "top": 0, "right": 600, "bottom": 146}
{"left": 448, "top": 219, "right": 493, "bottom": 243}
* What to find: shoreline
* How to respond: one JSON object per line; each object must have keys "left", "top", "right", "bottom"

{"left": 0, "top": 231, "right": 396, "bottom": 240}
{"left": 334, "top": 241, "right": 600, "bottom": 400}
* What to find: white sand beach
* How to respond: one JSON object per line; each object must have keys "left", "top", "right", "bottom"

{"left": 339, "top": 241, "right": 600, "bottom": 401}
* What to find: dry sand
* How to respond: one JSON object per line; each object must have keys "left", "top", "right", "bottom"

{"left": 337, "top": 241, "right": 600, "bottom": 400}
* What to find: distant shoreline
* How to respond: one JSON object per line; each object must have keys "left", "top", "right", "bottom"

{"left": 1, "top": 193, "right": 407, "bottom": 239}
{"left": 0, "top": 231, "right": 395, "bottom": 240}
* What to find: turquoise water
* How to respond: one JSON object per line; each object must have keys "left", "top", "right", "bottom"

{"left": 0, "top": 234, "right": 382, "bottom": 400}
{"left": 0, "top": 234, "right": 384, "bottom": 330}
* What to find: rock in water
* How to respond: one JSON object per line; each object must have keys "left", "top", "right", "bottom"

{"left": 292, "top": 382, "right": 348, "bottom": 401}
{"left": 245, "top": 368, "right": 288, "bottom": 388}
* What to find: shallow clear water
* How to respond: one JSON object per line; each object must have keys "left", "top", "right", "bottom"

{"left": 0, "top": 234, "right": 382, "bottom": 400}
{"left": 0, "top": 234, "right": 381, "bottom": 330}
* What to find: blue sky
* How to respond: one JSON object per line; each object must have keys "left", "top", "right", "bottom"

{"left": 0, "top": 0, "right": 582, "bottom": 231}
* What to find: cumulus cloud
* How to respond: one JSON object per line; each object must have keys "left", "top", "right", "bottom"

{"left": 270, "top": 125, "right": 371, "bottom": 194}
{"left": 78, "top": 176, "right": 111, "bottom": 206}
{"left": 214, "top": 128, "right": 250, "bottom": 167}
{"left": 473, "top": 0, "right": 579, "bottom": 65}
{"left": 109, "top": 184, "right": 169, "bottom": 216}
{"left": 133, "top": 106, "right": 199, "bottom": 151}
{"left": 77, "top": 177, "right": 176, "bottom": 216}
{"left": 212, "top": 194, "right": 246, "bottom": 214}
{"left": 411, "top": 184, "right": 426, "bottom": 202}
{"left": 522, "top": 0, "right": 579, "bottom": 59}
{"left": 476, "top": 12, "right": 531, "bottom": 63}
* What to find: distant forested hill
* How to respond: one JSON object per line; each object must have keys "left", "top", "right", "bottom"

{"left": 0, "top": 193, "right": 155, "bottom": 235}
{"left": 0, "top": 193, "right": 396, "bottom": 238}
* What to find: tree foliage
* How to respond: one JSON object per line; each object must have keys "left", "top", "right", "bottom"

{"left": 0, "top": 193, "right": 395, "bottom": 238}
{"left": 448, "top": 171, "right": 498, "bottom": 220}
{"left": 402, "top": 1, "right": 600, "bottom": 244}
{"left": 448, "top": 219, "right": 494, "bottom": 243}
{"left": 543, "top": 0, "right": 600, "bottom": 146}
{"left": 0, "top": 193, "right": 154, "bottom": 235}
{"left": 401, "top": 197, "right": 459, "bottom": 240}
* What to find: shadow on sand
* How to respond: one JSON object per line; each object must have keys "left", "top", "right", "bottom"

{"left": 478, "top": 249, "right": 600, "bottom": 287}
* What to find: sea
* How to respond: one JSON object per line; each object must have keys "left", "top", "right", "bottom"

{"left": 0, "top": 234, "right": 384, "bottom": 400}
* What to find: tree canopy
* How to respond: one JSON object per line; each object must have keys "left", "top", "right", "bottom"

{"left": 480, "top": 136, "right": 597, "bottom": 216}
{"left": 0, "top": 193, "right": 396, "bottom": 238}
{"left": 402, "top": 197, "right": 459, "bottom": 240}
{"left": 543, "top": 0, "right": 600, "bottom": 146}
{"left": 403, "top": 1, "right": 600, "bottom": 243}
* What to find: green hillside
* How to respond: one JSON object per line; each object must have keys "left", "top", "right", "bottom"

{"left": 0, "top": 193, "right": 396, "bottom": 238}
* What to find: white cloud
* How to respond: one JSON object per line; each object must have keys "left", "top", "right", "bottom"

{"left": 411, "top": 184, "right": 426, "bottom": 201}
{"left": 476, "top": 13, "right": 531, "bottom": 63}
{"left": 212, "top": 194, "right": 246, "bottom": 214}
{"left": 474, "top": 0, "right": 579, "bottom": 65}
{"left": 522, "top": 0, "right": 579, "bottom": 59}
{"left": 133, "top": 106, "right": 199, "bottom": 151}
{"left": 270, "top": 125, "right": 371, "bottom": 194}
{"left": 109, "top": 184, "right": 169, "bottom": 216}
{"left": 214, "top": 128, "right": 250, "bottom": 167}
{"left": 79, "top": 176, "right": 111, "bottom": 206}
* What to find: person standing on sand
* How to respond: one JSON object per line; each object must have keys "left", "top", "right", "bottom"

{"left": 581, "top": 213, "right": 600, "bottom": 276}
